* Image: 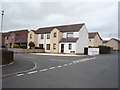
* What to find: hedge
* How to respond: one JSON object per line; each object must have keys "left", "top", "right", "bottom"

{"left": 98, "top": 46, "right": 110, "bottom": 54}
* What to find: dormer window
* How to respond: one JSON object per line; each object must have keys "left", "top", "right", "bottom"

{"left": 30, "top": 34, "right": 32, "bottom": 39}
{"left": 54, "top": 32, "right": 57, "bottom": 38}
{"left": 67, "top": 32, "right": 73, "bottom": 38}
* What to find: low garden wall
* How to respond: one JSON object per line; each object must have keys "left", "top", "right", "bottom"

{"left": 0, "top": 49, "right": 14, "bottom": 65}
{"left": 8, "top": 48, "right": 45, "bottom": 53}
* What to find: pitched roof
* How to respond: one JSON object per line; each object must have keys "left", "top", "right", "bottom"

{"left": 110, "top": 38, "right": 120, "bottom": 43}
{"left": 35, "top": 23, "right": 85, "bottom": 34}
{"left": 88, "top": 32, "right": 102, "bottom": 40}
{"left": 60, "top": 38, "right": 79, "bottom": 43}
{"left": 9, "top": 29, "right": 28, "bottom": 35}
{"left": 103, "top": 40, "right": 109, "bottom": 43}
{"left": 15, "top": 35, "right": 27, "bottom": 44}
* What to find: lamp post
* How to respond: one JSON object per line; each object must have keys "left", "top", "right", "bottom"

{"left": 1, "top": 10, "right": 4, "bottom": 33}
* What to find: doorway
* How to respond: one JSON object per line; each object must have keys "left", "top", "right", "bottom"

{"left": 61, "top": 44, "right": 64, "bottom": 53}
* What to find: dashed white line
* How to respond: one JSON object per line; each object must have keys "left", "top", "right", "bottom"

{"left": 49, "top": 67, "right": 56, "bottom": 70}
{"left": 57, "top": 65, "right": 62, "bottom": 68}
{"left": 28, "top": 71, "right": 38, "bottom": 74}
{"left": 40, "top": 69, "right": 48, "bottom": 72}
{"left": 69, "top": 63, "right": 72, "bottom": 65}
{"left": 63, "top": 64, "right": 68, "bottom": 66}
{"left": 17, "top": 73, "right": 24, "bottom": 76}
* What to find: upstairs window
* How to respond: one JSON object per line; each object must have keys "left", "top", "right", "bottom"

{"left": 41, "top": 34, "right": 44, "bottom": 39}
{"left": 67, "top": 32, "right": 73, "bottom": 38}
{"left": 30, "top": 34, "right": 32, "bottom": 39}
{"left": 54, "top": 32, "right": 57, "bottom": 38}
{"left": 47, "top": 34, "right": 50, "bottom": 39}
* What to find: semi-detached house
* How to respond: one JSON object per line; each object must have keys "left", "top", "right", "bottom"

{"left": 27, "top": 23, "right": 88, "bottom": 54}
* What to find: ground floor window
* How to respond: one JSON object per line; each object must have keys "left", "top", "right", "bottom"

{"left": 53, "top": 43, "right": 56, "bottom": 49}
{"left": 68, "top": 44, "right": 72, "bottom": 50}
{"left": 39, "top": 44, "right": 44, "bottom": 49}
{"left": 70, "top": 51, "right": 75, "bottom": 53}
{"left": 46, "top": 44, "right": 50, "bottom": 50}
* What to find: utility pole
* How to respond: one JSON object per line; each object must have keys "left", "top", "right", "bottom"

{"left": 1, "top": 10, "right": 4, "bottom": 33}
{"left": 1, "top": 10, "right": 4, "bottom": 48}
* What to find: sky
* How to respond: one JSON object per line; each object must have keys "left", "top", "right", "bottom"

{"left": 0, "top": 0, "right": 119, "bottom": 40}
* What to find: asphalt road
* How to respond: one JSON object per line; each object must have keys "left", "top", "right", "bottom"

{"left": 2, "top": 52, "right": 118, "bottom": 88}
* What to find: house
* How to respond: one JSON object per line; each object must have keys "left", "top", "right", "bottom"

{"left": 88, "top": 32, "right": 103, "bottom": 47}
{"left": 27, "top": 30, "right": 38, "bottom": 48}
{"left": 103, "top": 38, "right": 120, "bottom": 51}
{"left": 3, "top": 30, "right": 28, "bottom": 48}
{"left": 27, "top": 23, "right": 89, "bottom": 54}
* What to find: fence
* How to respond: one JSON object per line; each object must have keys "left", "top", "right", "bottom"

{"left": 8, "top": 48, "right": 45, "bottom": 53}
{"left": 0, "top": 49, "right": 14, "bottom": 65}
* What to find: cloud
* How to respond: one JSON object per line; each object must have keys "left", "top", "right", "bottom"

{"left": 1, "top": 2, "right": 118, "bottom": 39}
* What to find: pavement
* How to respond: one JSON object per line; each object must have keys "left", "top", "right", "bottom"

{"left": 2, "top": 52, "right": 118, "bottom": 88}
{"left": 2, "top": 54, "right": 36, "bottom": 77}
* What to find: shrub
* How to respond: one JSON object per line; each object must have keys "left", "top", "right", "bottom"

{"left": 13, "top": 44, "right": 20, "bottom": 48}
{"left": 28, "top": 42, "right": 35, "bottom": 49}
{"left": 98, "top": 46, "right": 110, "bottom": 54}
{"left": 20, "top": 44, "right": 27, "bottom": 49}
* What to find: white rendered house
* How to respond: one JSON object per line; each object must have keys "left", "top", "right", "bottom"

{"left": 28, "top": 23, "right": 89, "bottom": 54}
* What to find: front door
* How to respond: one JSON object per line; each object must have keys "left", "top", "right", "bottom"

{"left": 61, "top": 44, "right": 64, "bottom": 53}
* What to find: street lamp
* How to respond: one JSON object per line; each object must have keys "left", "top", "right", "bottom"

{"left": 1, "top": 10, "right": 4, "bottom": 33}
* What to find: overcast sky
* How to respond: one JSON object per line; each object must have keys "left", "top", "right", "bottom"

{"left": 1, "top": 0, "right": 118, "bottom": 40}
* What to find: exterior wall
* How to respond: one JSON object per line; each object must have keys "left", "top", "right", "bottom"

{"left": 76, "top": 25, "right": 88, "bottom": 54}
{"left": 62, "top": 32, "right": 79, "bottom": 38}
{"left": 9, "top": 33, "right": 16, "bottom": 48}
{"left": 59, "top": 43, "right": 76, "bottom": 53}
{"left": 88, "top": 48, "right": 99, "bottom": 55}
{"left": 106, "top": 39, "right": 119, "bottom": 50}
{"left": 37, "top": 33, "right": 50, "bottom": 52}
{"left": 27, "top": 31, "right": 38, "bottom": 49}
{"left": 50, "top": 28, "right": 63, "bottom": 53}
{"left": 89, "top": 34, "right": 102, "bottom": 47}
{"left": 4, "top": 36, "right": 9, "bottom": 48}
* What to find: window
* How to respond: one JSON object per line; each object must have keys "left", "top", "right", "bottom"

{"left": 54, "top": 32, "right": 57, "bottom": 38}
{"left": 53, "top": 43, "right": 56, "bottom": 49}
{"left": 41, "top": 34, "right": 44, "bottom": 39}
{"left": 70, "top": 51, "right": 75, "bottom": 53}
{"left": 39, "top": 44, "right": 44, "bottom": 49}
{"left": 6, "top": 37, "right": 8, "bottom": 40}
{"left": 30, "top": 34, "right": 32, "bottom": 39}
{"left": 46, "top": 44, "right": 50, "bottom": 50}
{"left": 68, "top": 44, "right": 72, "bottom": 50}
{"left": 47, "top": 34, "right": 50, "bottom": 39}
{"left": 67, "top": 32, "right": 73, "bottom": 38}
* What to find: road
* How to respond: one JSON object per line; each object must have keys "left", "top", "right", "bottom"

{"left": 2, "top": 52, "right": 118, "bottom": 88}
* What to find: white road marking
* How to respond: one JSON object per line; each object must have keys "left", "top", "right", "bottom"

{"left": 49, "top": 67, "right": 55, "bottom": 70}
{"left": 49, "top": 59, "right": 72, "bottom": 62}
{"left": 69, "top": 63, "right": 72, "bottom": 65}
{"left": 28, "top": 71, "right": 38, "bottom": 74}
{"left": 17, "top": 74, "right": 24, "bottom": 76}
{"left": 73, "top": 61, "right": 76, "bottom": 63}
{"left": 40, "top": 69, "right": 48, "bottom": 72}
{"left": 57, "top": 65, "right": 62, "bottom": 68}
{"left": 63, "top": 64, "right": 68, "bottom": 66}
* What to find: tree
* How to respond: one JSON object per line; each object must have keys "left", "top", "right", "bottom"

{"left": 28, "top": 42, "right": 35, "bottom": 49}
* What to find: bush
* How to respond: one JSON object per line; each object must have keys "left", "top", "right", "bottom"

{"left": 29, "top": 42, "right": 35, "bottom": 49}
{"left": 20, "top": 44, "right": 27, "bottom": 49}
{"left": 98, "top": 46, "right": 110, "bottom": 54}
{"left": 13, "top": 44, "right": 20, "bottom": 48}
